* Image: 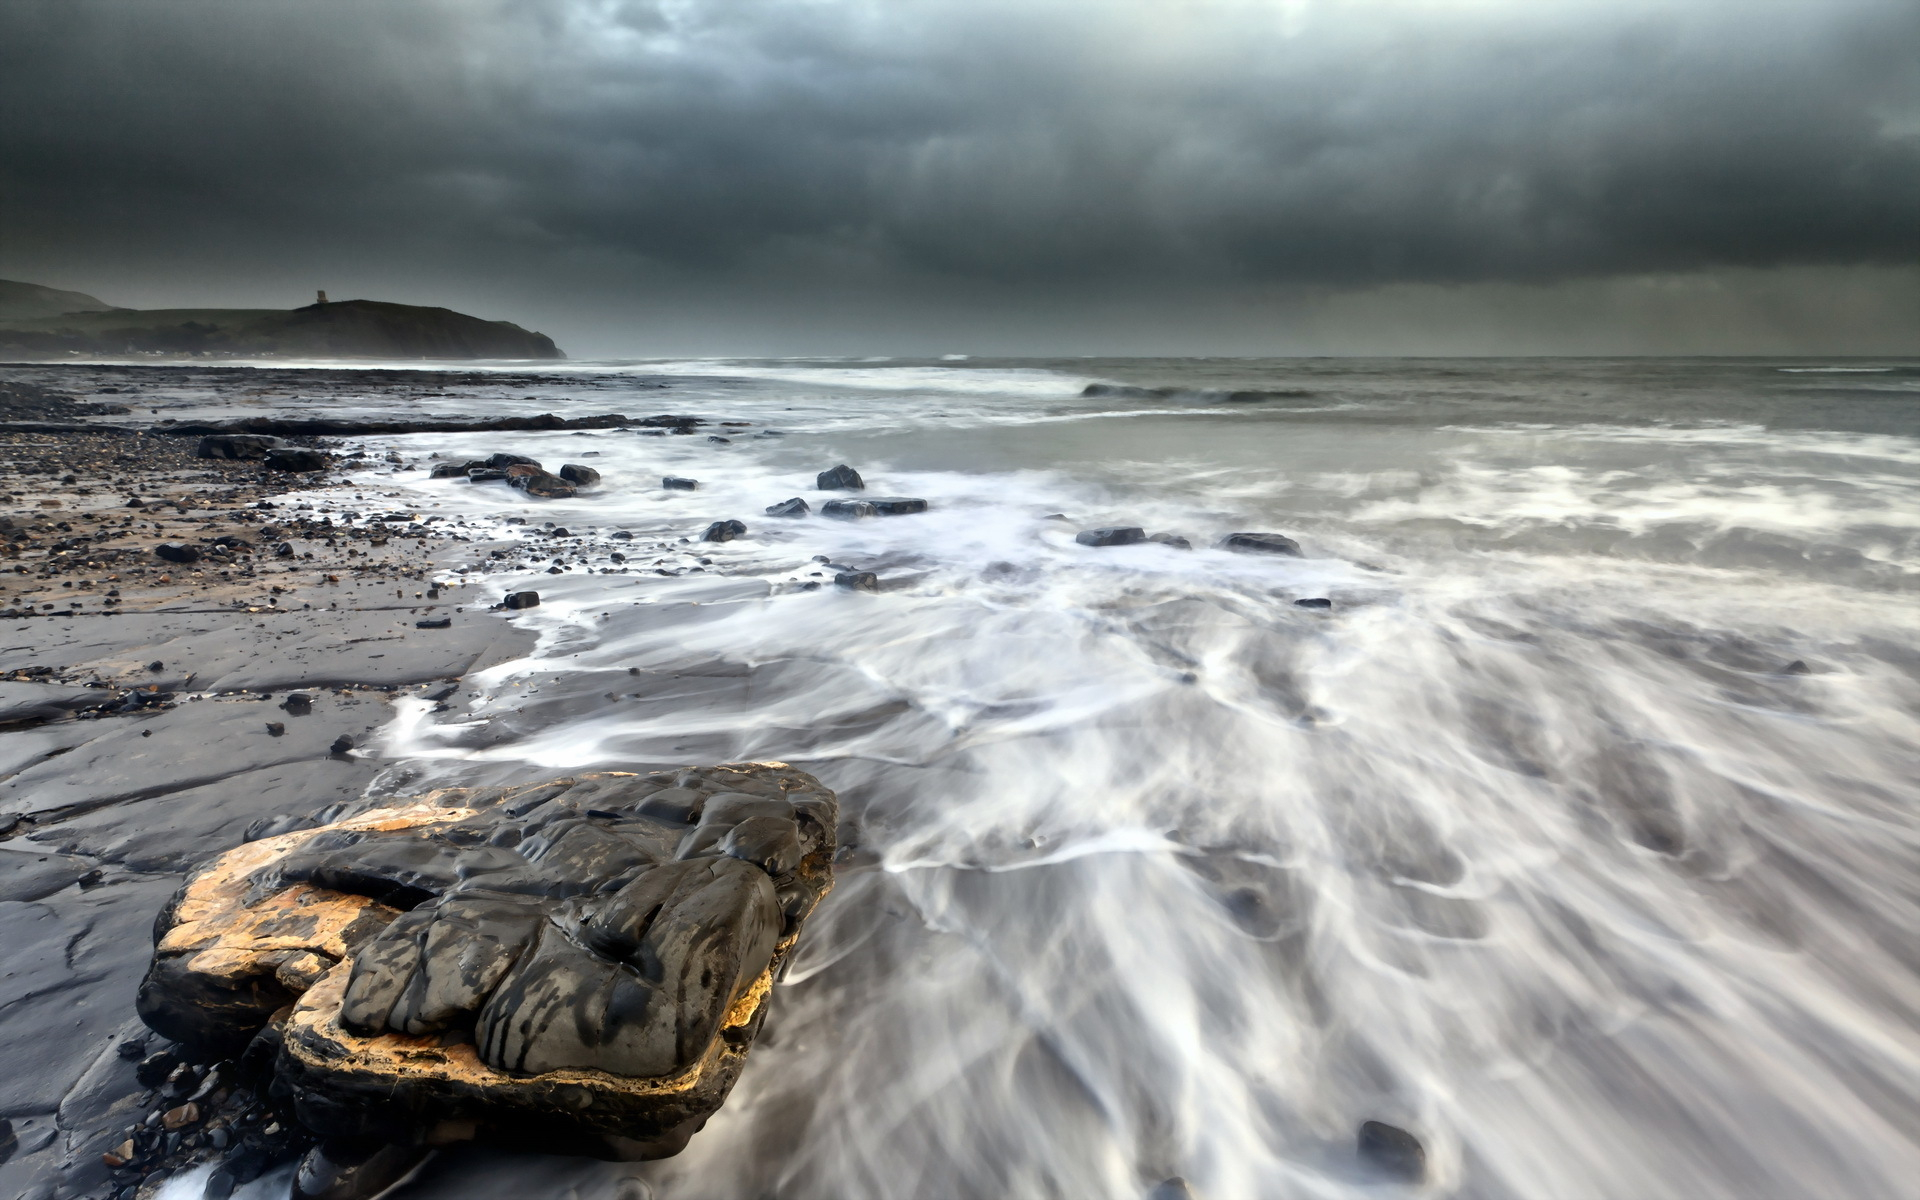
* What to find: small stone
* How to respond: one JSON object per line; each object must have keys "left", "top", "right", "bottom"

{"left": 415, "top": 617, "right": 452, "bottom": 629}
{"left": 273, "top": 542, "right": 295, "bottom": 558}
{"left": 265, "top": 722, "right": 286, "bottom": 737}
{"left": 707, "top": 435, "right": 731, "bottom": 444}
{"left": 1075, "top": 527, "right": 1145, "bottom": 547}
{"left": 558, "top": 464, "right": 601, "bottom": 487}
{"left": 136, "top": 1050, "right": 182, "bottom": 1088}
{"left": 155, "top": 542, "right": 202, "bottom": 564}
{"left": 209, "top": 1126, "right": 231, "bottom": 1150}
{"left": 148, "top": 661, "right": 165, "bottom": 672}
{"left": 662, "top": 476, "right": 698, "bottom": 491}
{"left": 816, "top": 464, "right": 864, "bottom": 491}
{"left": 612, "top": 530, "right": 634, "bottom": 540}
{"left": 503, "top": 590, "right": 540, "bottom": 610}
{"left": 102, "top": 1138, "right": 135, "bottom": 1168}
{"left": 764, "top": 497, "right": 810, "bottom": 517}
{"left": 1357, "top": 1120, "right": 1425, "bottom": 1183}
{"left": 117, "top": 1036, "right": 149, "bottom": 1060}
{"left": 161, "top": 1102, "right": 200, "bottom": 1131}
{"left": 1219, "top": 532, "right": 1301, "bottom": 556}
{"left": 280, "top": 693, "right": 313, "bottom": 715}
{"left": 702, "top": 520, "right": 747, "bottom": 543}
{"left": 329, "top": 735, "right": 356, "bottom": 756}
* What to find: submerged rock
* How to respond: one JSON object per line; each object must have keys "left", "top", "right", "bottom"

{"left": 430, "top": 459, "right": 488, "bottom": 479}
{"left": 558, "top": 463, "right": 601, "bottom": 487}
{"left": 1148, "top": 532, "right": 1192, "bottom": 550}
{"left": 816, "top": 464, "right": 864, "bottom": 491}
{"left": 1357, "top": 1121, "right": 1426, "bottom": 1183}
{"left": 834, "top": 571, "right": 879, "bottom": 592}
{"left": 1075, "top": 527, "right": 1145, "bottom": 547}
{"left": 1294, "top": 597, "right": 1332, "bottom": 610}
{"left": 662, "top": 476, "right": 698, "bottom": 491}
{"left": 1219, "top": 532, "right": 1301, "bottom": 556}
{"left": 703, "top": 519, "right": 748, "bottom": 542}
{"left": 765, "top": 497, "right": 810, "bottom": 518}
{"left": 136, "top": 765, "right": 838, "bottom": 1162}
{"left": 821, "top": 497, "right": 927, "bottom": 519}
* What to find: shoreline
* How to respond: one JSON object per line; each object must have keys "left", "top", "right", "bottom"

{"left": 0, "top": 376, "right": 657, "bottom": 1198}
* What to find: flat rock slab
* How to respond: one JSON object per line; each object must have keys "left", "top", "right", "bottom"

{"left": 0, "top": 689, "right": 385, "bottom": 821}
{"left": 0, "top": 679, "right": 100, "bottom": 723}
{"left": 137, "top": 764, "right": 838, "bottom": 1161}
{"left": 821, "top": 497, "right": 927, "bottom": 519}
{"left": 1219, "top": 531, "right": 1302, "bottom": 556}
{"left": 1076, "top": 526, "right": 1145, "bottom": 547}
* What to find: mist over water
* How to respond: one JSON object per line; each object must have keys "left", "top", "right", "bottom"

{"left": 249, "top": 358, "right": 1919, "bottom": 1198}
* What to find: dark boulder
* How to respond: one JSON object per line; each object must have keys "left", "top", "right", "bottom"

{"left": 834, "top": 571, "right": 879, "bottom": 593}
{"left": 155, "top": 542, "right": 202, "bottom": 564}
{"left": 467, "top": 467, "right": 508, "bottom": 482}
{"left": 135, "top": 766, "right": 838, "bottom": 1163}
{"left": 816, "top": 464, "right": 864, "bottom": 491}
{"left": 415, "top": 617, "right": 452, "bottom": 629}
{"left": 487, "top": 453, "right": 541, "bottom": 469}
{"left": 430, "top": 459, "right": 488, "bottom": 479}
{"left": 502, "top": 591, "right": 540, "bottom": 610}
{"left": 1148, "top": 533, "right": 1192, "bottom": 550}
{"left": 1357, "top": 1121, "right": 1425, "bottom": 1183}
{"left": 1075, "top": 527, "right": 1145, "bottom": 547}
{"left": 196, "top": 434, "right": 283, "bottom": 460}
{"left": 558, "top": 464, "right": 601, "bottom": 487}
{"left": 1294, "top": 597, "right": 1332, "bottom": 610}
{"left": 662, "top": 477, "right": 698, "bottom": 491}
{"left": 703, "top": 520, "right": 747, "bottom": 543}
{"left": 765, "top": 497, "right": 810, "bottom": 518}
{"left": 1219, "top": 532, "right": 1301, "bottom": 556}
{"left": 265, "top": 448, "right": 332, "bottom": 473}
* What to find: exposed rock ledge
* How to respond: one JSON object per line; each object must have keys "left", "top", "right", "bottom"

{"left": 136, "top": 765, "right": 836, "bottom": 1173}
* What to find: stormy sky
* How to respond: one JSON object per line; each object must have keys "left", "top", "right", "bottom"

{"left": 2, "top": 0, "right": 1916, "bottom": 355}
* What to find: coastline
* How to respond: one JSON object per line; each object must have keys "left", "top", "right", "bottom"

{"left": 0, "top": 378, "right": 603, "bottom": 1198}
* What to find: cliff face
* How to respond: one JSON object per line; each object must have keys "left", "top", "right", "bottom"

{"left": 0, "top": 290, "right": 564, "bottom": 360}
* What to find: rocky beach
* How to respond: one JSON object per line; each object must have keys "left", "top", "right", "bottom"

{"left": 0, "top": 356, "right": 1915, "bottom": 1200}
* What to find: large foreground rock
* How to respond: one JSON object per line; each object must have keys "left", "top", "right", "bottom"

{"left": 136, "top": 765, "right": 837, "bottom": 1161}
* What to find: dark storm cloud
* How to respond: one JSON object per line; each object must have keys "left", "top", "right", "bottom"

{"left": 1, "top": 0, "right": 1916, "bottom": 295}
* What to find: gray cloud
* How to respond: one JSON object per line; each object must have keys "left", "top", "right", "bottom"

{"left": 1, "top": 0, "right": 1916, "bottom": 351}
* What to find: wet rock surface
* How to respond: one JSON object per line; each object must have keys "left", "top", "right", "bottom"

{"left": 1076, "top": 526, "right": 1145, "bottom": 547}
{"left": 1219, "top": 531, "right": 1302, "bottom": 556}
{"left": 821, "top": 497, "right": 928, "bottom": 519}
{"left": 137, "top": 765, "right": 837, "bottom": 1166}
{"left": 815, "top": 464, "right": 863, "bottom": 491}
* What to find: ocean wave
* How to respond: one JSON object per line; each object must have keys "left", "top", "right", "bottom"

{"left": 1081, "top": 382, "right": 1316, "bottom": 403}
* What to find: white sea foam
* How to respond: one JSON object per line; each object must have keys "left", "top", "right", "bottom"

{"left": 315, "top": 360, "right": 1920, "bottom": 1199}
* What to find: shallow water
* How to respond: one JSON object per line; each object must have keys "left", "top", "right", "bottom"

{"left": 168, "top": 359, "right": 1920, "bottom": 1196}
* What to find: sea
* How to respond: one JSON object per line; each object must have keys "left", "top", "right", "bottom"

{"left": 144, "top": 356, "right": 1920, "bottom": 1200}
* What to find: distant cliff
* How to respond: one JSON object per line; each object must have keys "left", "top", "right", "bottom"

{"left": 0, "top": 279, "right": 120, "bottom": 321}
{"left": 0, "top": 285, "right": 564, "bottom": 360}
